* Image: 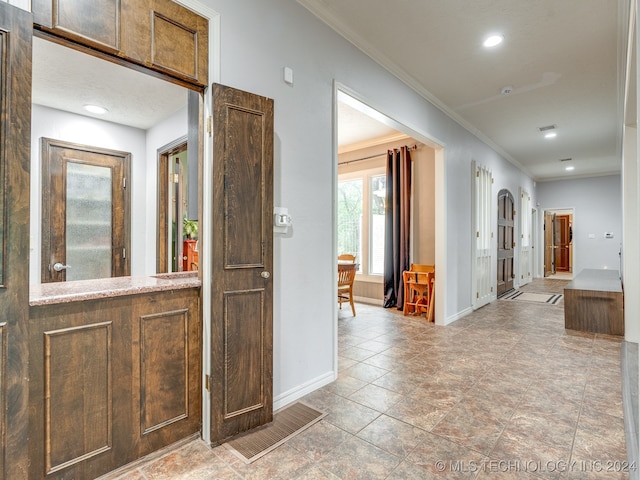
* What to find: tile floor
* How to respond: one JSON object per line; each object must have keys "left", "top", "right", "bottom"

{"left": 106, "top": 278, "right": 629, "bottom": 479}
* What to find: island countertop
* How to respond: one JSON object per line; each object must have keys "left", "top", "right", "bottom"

{"left": 29, "top": 272, "right": 201, "bottom": 306}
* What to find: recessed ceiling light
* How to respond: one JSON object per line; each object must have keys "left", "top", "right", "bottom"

{"left": 483, "top": 34, "right": 504, "bottom": 47}
{"left": 84, "top": 104, "right": 108, "bottom": 114}
{"left": 565, "top": 166, "right": 575, "bottom": 171}
{"left": 545, "top": 132, "right": 557, "bottom": 139}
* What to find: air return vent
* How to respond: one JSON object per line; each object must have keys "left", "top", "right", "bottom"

{"left": 538, "top": 124, "right": 556, "bottom": 132}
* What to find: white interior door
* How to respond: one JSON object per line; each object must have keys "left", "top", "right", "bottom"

{"left": 472, "top": 162, "right": 493, "bottom": 308}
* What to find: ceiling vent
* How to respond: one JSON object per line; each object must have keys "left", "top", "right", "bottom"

{"left": 559, "top": 158, "right": 572, "bottom": 162}
{"left": 538, "top": 125, "right": 556, "bottom": 132}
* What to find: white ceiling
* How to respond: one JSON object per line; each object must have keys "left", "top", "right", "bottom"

{"left": 302, "top": 0, "right": 628, "bottom": 181}
{"left": 32, "top": 37, "right": 187, "bottom": 130}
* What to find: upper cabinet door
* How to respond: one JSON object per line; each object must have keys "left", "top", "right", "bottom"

{"left": 121, "top": 0, "right": 208, "bottom": 86}
{"left": 33, "top": 0, "right": 208, "bottom": 88}
{"left": 33, "top": 0, "right": 120, "bottom": 52}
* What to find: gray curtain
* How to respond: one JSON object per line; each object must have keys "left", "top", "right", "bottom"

{"left": 383, "top": 146, "right": 412, "bottom": 309}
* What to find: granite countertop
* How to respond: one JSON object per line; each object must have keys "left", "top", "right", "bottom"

{"left": 30, "top": 272, "right": 201, "bottom": 306}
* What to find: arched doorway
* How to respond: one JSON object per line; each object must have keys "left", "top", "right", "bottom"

{"left": 497, "top": 189, "right": 515, "bottom": 296}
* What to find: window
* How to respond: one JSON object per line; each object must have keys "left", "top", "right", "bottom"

{"left": 337, "top": 178, "right": 362, "bottom": 268}
{"left": 369, "top": 174, "right": 386, "bottom": 274}
{"left": 338, "top": 167, "right": 386, "bottom": 276}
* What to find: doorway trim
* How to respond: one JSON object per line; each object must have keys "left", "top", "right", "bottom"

{"left": 333, "top": 81, "right": 448, "bottom": 373}
{"left": 542, "top": 207, "right": 575, "bottom": 279}
{"left": 179, "top": 0, "right": 221, "bottom": 448}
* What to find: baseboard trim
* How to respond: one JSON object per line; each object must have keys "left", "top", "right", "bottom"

{"left": 353, "top": 295, "right": 382, "bottom": 305}
{"left": 444, "top": 306, "right": 473, "bottom": 325}
{"left": 273, "top": 371, "right": 336, "bottom": 411}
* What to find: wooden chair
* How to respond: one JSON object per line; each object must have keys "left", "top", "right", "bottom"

{"left": 338, "top": 253, "right": 356, "bottom": 263}
{"left": 338, "top": 263, "right": 357, "bottom": 316}
{"left": 403, "top": 264, "right": 435, "bottom": 321}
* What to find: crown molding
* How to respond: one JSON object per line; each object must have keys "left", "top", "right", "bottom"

{"left": 297, "top": 0, "right": 532, "bottom": 177}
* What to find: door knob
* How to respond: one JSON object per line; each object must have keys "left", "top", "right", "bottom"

{"left": 52, "top": 262, "right": 71, "bottom": 272}
{"left": 260, "top": 271, "right": 271, "bottom": 279}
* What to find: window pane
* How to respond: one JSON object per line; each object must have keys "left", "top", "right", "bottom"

{"left": 337, "top": 179, "right": 362, "bottom": 268}
{"left": 370, "top": 175, "right": 386, "bottom": 275}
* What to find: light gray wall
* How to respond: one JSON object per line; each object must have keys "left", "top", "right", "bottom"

{"left": 536, "top": 175, "right": 622, "bottom": 274}
{"left": 200, "top": 0, "right": 536, "bottom": 403}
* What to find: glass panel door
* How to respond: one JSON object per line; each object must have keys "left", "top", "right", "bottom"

{"left": 41, "top": 138, "right": 130, "bottom": 283}
{"left": 65, "top": 162, "right": 113, "bottom": 281}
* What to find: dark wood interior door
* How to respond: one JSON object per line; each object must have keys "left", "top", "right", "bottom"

{"left": 555, "top": 214, "right": 571, "bottom": 271}
{"left": 497, "top": 189, "right": 515, "bottom": 296}
{"left": 544, "top": 212, "right": 556, "bottom": 277}
{"left": 0, "top": 3, "right": 32, "bottom": 478}
{"left": 41, "top": 139, "right": 130, "bottom": 282}
{"left": 210, "top": 84, "right": 274, "bottom": 443}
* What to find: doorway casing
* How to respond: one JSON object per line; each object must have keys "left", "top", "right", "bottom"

{"left": 332, "top": 81, "right": 448, "bottom": 377}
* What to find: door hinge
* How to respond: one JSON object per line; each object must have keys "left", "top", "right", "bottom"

{"left": 123, "top": 248, "right": 126, "bottom": 259}
{"left": 491, "top": 286, "right": 494, "bottom": 292}
{"left": 476, "top": 292, "right": 479, "bottom": 299}
{"left": 476, "top": 231, "right": 480, "bottom": 238}
{"left": 512, "top": 242, "right": 516, "bottom": 248}
{"left": 123, "top": 177, "right": 126, "bottom": 189}
{"left": 205, "top": 374, "right": 211, "bottom": 392}
{"left": 206, "top": 116, "right": 213, "bottom": 136}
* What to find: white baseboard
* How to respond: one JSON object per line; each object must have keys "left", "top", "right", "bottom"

{"left": 444, "top": 306, "right": 473, "bottom": 325}
{"left": 273, "top": 370, "right": 336, "bottom": 411}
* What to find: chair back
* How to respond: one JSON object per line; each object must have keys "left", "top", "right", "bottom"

{"left": 409, "top": 263, "right": 435, "bottom": 273}
{"left": 338, "top": 253, "right": 356, "bottom": 263}
{"left": 338, "top": 263, "right": 357, "bottom": 287}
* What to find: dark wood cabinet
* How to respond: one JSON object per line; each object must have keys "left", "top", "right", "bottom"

{"left": 33, "top": 0, "right": 208, "bottom": 87}
{"left": 564, "top": 269, "right": 624, "bottom": 336}
{"left": 121, "top": 0, "right": 208, "bottom": 85}
{"left": 29, "top": 288, "right": 201, "bottom": 479}
{"left": 33, "top": 0, "right": 120, "bottom": 52}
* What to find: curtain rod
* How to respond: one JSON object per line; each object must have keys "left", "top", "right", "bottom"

{"left": 339, "top": 144, "right": 419, "bottom": 166}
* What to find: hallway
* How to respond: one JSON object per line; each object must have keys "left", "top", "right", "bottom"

{"left": 105, "top": 278, "right": 628, "bottom": 479}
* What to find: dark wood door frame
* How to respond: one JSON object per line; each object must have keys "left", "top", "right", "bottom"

{"left": 157, "top": 136, "right": 188, "bottom": 273}
{"left": 544, "top": 209, "right": 573, "bottom": 277}
{"left": 555, "top": 214, "right": 572, "bottom": 272}
{"left": 40, "top": 138, "right": 131, "bottom": 283}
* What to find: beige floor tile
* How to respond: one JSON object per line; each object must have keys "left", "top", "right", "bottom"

{"left": 356, "top": 414, "right": 427, "bottom": 458}
{"left": 317, "top": 436, "right": 401, "bottom": 479}
{"left": 102, "top": 279, "right": 629, "bottom": 480}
